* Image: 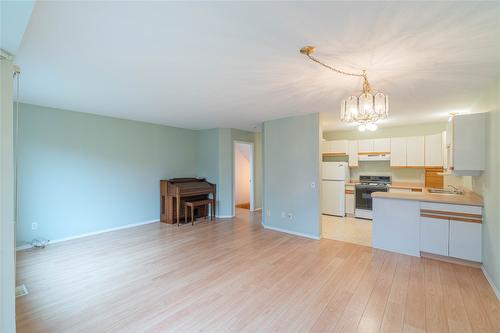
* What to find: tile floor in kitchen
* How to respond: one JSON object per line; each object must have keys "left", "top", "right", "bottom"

{"left": 321, "top": 214, "right": 372, "bottom": 247}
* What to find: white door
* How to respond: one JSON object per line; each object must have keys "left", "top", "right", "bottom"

{"left": 321, "top": 141, "right": 331, "bottom": 153}
{"left": 390, "top": 138, "right": 406, "bottom": 167}
{"left": 322, "top": 140, "right": 348, "bottom": 154}
{"left": 331, "top": 140, "right": 348, "bottom": 154}
{"left": 358, "top": 139, "right": 374, "bottom": 153}
{"left": 449, "top": 220, "right": 482, "bottom": 262}
{"left": 446, "top": 121, "right": 454, "bottom": 170}
{"left": 322, "top": 162, "right": 348, "bottom": 180}
{"left": 442, "top": 131, "right": 448, "bottom": 170}
{"left": 420, "top": 217, "right": 449, "bottom": 256}
{"left": 373, "top": 138, "right": 390, "bottom": 152}
{"left": 407, "top": 136, "right": 425, "bottom": 167}
{"left": 347, "top": 141, "right": 358, "bottom": 167}
{"left": 425, "top": 133, "right": 443, "bottom": 167}
{"left": 322, "top": 180, "right": 346, "bottom": 216}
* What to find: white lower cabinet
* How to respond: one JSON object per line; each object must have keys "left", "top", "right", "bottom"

{"left": 346, "top": 193, "right": 355, "bottom": 215}
{"left": 419, "top": 202, "right": 482, "bottom": 262}
{"left": 449, "top": 220, "right": 482, "bottom": 262}
{"left": 420, "top": 217, "right": 449, "bottom": 256}
{"left": 345, "top": 185, "right": 355, "bottom": 215}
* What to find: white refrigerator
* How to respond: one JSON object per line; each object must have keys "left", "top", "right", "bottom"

{"left": 322, "top": 162, "right": 349, "bottom": 216}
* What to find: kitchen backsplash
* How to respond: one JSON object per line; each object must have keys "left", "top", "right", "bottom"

{"left": 349, "top": 161, "right": 424, "bottom": 183}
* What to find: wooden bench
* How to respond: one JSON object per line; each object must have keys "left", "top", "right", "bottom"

{"left": 183, "top": 199, "right": 214, "bottom": 226}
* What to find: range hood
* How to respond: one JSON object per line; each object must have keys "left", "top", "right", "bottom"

{"left": 358, "top": 153, "right": 391, "bottom": 161}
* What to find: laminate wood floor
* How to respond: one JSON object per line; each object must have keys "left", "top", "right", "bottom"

{"left": 16, "top": 210, "right": 500, "bottom": 332}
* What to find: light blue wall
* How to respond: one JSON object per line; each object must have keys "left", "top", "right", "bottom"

{"left": 217, "top": 128, "right": 233, "bottom": 216}
{"left": 1, "top": 54, "right": 16, "bottom": 333}
{"left": 262, "top": 113, "right": 321, "bottom": 239}
{"left": 254, "top": 131, "right": 262, "bottom": 210}
{"left": 197, "top": 128, "right": 263, "bottom": 217}
{"left": 16, "top": 104, "right": 263, "bottom": 244}
{"left": 16, "top": 103, "right": 200, "bottom": 245}
{"left": 198, "top": 128, "right": 220, "bottom": 212}
{"left": 472, "top": 76, "right": 500, "bottom": 294}
{"left": 198, "top": 128, "right": 219, "bottom": 184}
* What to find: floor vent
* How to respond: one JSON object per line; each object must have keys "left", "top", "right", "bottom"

{"left": 16, "top": 284, "right": 29, "bottom": 298}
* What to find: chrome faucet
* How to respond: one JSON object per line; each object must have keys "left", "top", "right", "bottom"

{"left": 447, "top": 185, "right": 464, "bottom": 195}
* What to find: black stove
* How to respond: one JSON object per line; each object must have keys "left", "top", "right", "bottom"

{"left": 355, "top": 176, "right": 391, "bottom": 219}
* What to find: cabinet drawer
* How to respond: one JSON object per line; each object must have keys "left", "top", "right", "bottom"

{"left": 420, "top": 202, "right": 482, "bottom": 216}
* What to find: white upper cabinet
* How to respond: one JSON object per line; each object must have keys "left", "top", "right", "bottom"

{"left": 425, "top": 133, "right": 443, "bottom": 167}
{"left": 347, "top": 140, "right": 359, "bottom": 167}
{"left": 321, "top": 141, "right": 330, "bottom": 153}
{"left": 406, "top": 136, "right": 425, "bottom": 167}
{"left": 442, "top": 131, "right": 448, "bottom": 170}
{"left": 448, "top": 113, "right": 486, "bottom": 174}
{"left": 390, "top": 137, "right": 406, "bottom": 167}
{"left": 322, "top": 140, "right": 348, "bottom": 154}
{"left": 373, "top": 138, "right": 391, "bottom": 153}
{"left": 357, "top": 138, "right": 390, "bottom": 154}
{"left": 358, "top": 139, "right": 374, "bottom": 153}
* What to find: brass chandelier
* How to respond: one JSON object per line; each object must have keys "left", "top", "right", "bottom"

{"left": 300, "top": 46, "right": 388, "bottom": 131}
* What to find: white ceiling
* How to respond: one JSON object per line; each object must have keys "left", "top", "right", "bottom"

{"left": 15, "top": 1, "right": 500, "bottom": 131}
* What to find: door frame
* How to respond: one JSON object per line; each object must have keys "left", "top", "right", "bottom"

{"left": 233, "top": 140, "right": 254, "bottom": 215}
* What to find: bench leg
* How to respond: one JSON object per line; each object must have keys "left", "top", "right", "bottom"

{"left": 185, "top": 205, "right": 188, "bottom": 225}
{"left": 191, "top": 206, "right": 194, "bottom": 225}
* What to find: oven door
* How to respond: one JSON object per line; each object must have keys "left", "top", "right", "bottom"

{"left": 355, "top": 186, "right": 387, "bottom": 210}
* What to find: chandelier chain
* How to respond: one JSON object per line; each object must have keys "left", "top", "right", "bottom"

{"left": 300, "top": 45, "right": 387, "bottom": 131}
{"left": 304, "top": 54, "right": 364, "bottom": 78}
{"left": 304, "top": 54, "right": 372, "bottom": 93}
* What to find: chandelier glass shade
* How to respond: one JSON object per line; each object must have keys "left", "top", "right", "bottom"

{"left": 300, "top": 46, "right": 389, "bottom": 131}
{"left": 340, "top": 91, "right": 389, "bottom": 126}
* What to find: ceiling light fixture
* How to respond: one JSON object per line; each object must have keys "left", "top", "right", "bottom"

{"left": 300, "top": 46, "right": 388, "bottom": 132}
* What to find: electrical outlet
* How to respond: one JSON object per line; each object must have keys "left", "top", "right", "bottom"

{"left": 281, "top": 211, "right": 286, "bottom": 218}
{"left": 31, "top": 223, "right": 37, "bottom": 230}
{"left": 287, "top": 213, "right": 293, "bottom": 220}
{"left": 310, "top": 181, "right": 316, "bottom": 188}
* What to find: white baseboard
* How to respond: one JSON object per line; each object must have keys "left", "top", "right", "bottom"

{"left": 252, "top": 208, "right": 262, "bottom": 212}
{"left": 262, "top": 223, "right": 320, "bottom": 240}
{"left": 216, "top": 215, "right": 235, "bottom": 219}
{"left": 481, "top": 265, "right": 500, "bottom": 300}
{"left": 16, "top": 219, "right": 159, "bottom": 251}
{"left": 15, "top": 244, "right": 33, "bottom": 251}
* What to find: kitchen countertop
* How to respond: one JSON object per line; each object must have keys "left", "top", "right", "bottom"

{"left": 372, "top": 189, "right": 484, "bottom": 206}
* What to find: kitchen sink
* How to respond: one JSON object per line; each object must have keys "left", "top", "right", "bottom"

{"left": 427, "top": 188, "right": 464, "bottom": 195}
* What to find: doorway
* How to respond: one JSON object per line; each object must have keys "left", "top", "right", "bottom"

{"left": 233, "top": 141, "right": 254, "bottom": 214}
